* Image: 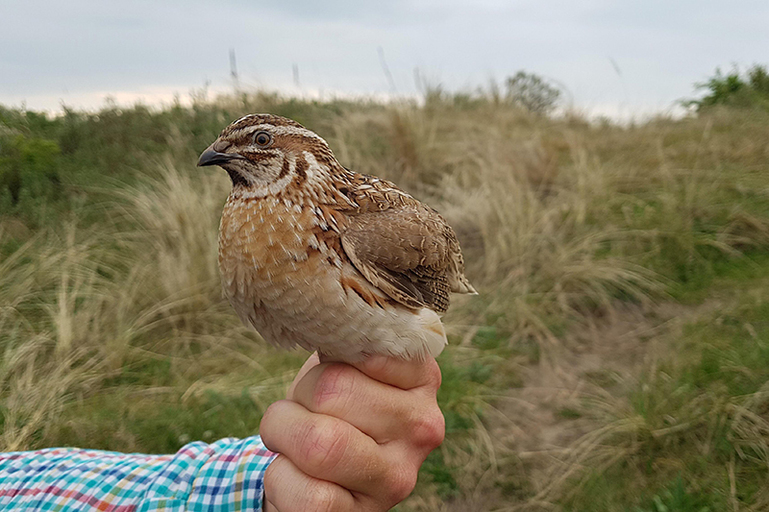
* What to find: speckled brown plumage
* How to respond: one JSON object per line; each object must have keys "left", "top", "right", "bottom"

{"left": 198, "top": 113, "right": 476, "bottom": 361}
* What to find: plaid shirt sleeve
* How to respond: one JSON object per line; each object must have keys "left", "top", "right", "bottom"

{"left": 0, "top": 436, "right": 277, "bottom": 511}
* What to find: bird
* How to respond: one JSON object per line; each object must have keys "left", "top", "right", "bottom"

{"left": 198, "top": 113, "right": 476, "bottom": 361}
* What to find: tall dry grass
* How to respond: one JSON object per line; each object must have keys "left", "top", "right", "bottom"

{"left": 0, "top": 159, "right": 296, "bottom": 451}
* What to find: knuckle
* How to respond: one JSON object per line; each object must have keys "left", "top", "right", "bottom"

{"left": 313, "top": 364, "right": 356, "bottom": 410}
{"left": 385, "top": 464, "right": 418, "bottom": 504}
{"left": 261, "top": 401, "right": 281, "bottom": 426}
{"left": 300, "top": 417, "right": 350, "bottom": 472}
{"left": 259, "top": 401, "right": 288, "bottom": 448}
{"left": 410, "top": 406, "right": 445, "bottom": 449}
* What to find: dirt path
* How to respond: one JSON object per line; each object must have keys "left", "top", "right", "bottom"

{"left": 447, "top": 300, "right": 722, "bottom": 511}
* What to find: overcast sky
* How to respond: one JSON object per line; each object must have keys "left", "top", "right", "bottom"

{"left": 2, "top": 0, "right": 768, "bottom": 117}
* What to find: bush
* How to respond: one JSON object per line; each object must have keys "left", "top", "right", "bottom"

{"left": 0, "top": 134, "right": 62, "bottom": 216}
{"left": 688, "top": 64, "right": 769, "bottom": 111}
{"left": 505, "top": 71, "right": 562, "bottom": 114}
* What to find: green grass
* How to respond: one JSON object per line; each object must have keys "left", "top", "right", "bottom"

{"left": 559, "top": 259, "right": 769, "bottom": 511}
{"left": 2, "top": 91, "right": 769, "bottom": 510}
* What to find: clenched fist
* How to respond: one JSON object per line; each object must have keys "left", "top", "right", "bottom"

{"left": 260, "top": 353, "right": 445, "bottom": 511}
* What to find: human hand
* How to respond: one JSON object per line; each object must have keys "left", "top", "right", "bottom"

{"left": 260, "top": 353, "right": 445, "bottom": 511}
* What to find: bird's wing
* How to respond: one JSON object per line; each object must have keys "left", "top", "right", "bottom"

{"left": 340, "top": 207, "right": 453, "bottom": 313}
{"left": 334, "top": 175, "right": 475, "bottom": 313}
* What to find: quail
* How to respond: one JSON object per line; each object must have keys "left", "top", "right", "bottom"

{"left": 198, "top": 114, "right": 476, "bottom": 361}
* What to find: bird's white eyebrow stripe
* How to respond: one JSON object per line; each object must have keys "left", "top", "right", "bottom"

{"left": 231, "top": 124, "right": 327, "bottom": 142}
{"left": 270, "top": 126, "right": 325, "bottom": 140}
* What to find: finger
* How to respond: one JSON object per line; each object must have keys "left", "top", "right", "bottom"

{"left": 348, "top": 355, "right": 442, "bottom": 392}
{"left": 260, "top": 400, "right": 400, "bottom": 497}
{"left": 290, "top": 362, "right": 414, "bottom": 442}
{"left": 287, "top": 352, "right": 321, "bottom": 399}
{"left": 264, "top": 455, "right": 355, "bottom": 512}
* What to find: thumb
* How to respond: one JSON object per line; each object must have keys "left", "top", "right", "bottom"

{"left": 286, "top": 352, "right": 321, "bottom": 400}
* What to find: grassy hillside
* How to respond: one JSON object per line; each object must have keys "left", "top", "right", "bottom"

{"left": 2, "top": 92, "right": 769, "bottom": 510}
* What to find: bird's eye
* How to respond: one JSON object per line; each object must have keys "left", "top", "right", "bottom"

{"left": 253, "top": 131, "right": 272, "bottom": 147}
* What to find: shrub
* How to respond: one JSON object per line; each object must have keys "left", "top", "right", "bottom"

{"left": 688, "top": 64, "right": 769, "bottom": 111}
{"left": 505, "top": 71, "right": 562, "bottom": 114}
{"left": 0, "top": 133, "right": 62, "bottom": 216}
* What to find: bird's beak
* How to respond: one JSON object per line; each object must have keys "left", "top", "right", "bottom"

{"left": 197, "top": 144, "right": 243, "bottom": 167}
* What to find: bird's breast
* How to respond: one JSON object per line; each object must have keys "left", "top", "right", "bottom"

{"left": 218, "top": 195, "right": 345, "bottom": 313}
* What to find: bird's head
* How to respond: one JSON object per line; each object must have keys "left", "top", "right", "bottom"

{"left": 197, "top": 113, "right": 339, "bottom": 197}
